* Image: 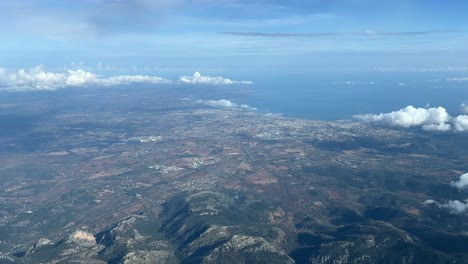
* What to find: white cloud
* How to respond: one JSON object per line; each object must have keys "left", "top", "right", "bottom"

{"left": 0, "top": 65, "right": 171, "bottom": 91}
{"left": 355, "top": 105, "right": 468, "bottom": 133}
{"left": 345, "top": 81, "right": 374, "bottom": 85}
{"left": 451, "top": 173, "right": 468, "bottom": 190}
{"left": 65, "top": 69, "right": 99, "bottom": 86}
{"left": 425, "top": 172, "right": 468, "bottom": 215}
{"left": 423, "top": 199, "right": 438, "bottom": 205}
{"left": 179, "top": 72, "right": 252, "bottom": 85}
{"left": 424, "top": 199, "right": 468, "bottom": 214}
{"left": 196, "top": 99, "right": 256, "bottom": 110}
{"left": 103, "top": 75, "right": 171, "bottom": 85}
{"left": 0, "top": 66, "right": 91, "bottom": 91}
{"left": 453, "top": 115, "right": 468, "bottom": 132}
{"left": 0, "top": 66, "right": 249, "bottom": 91}
{"left": 442, "top": 200, "right": 468, "bottom": 214}
{"left": 354, "top": 105, "right": 451, "bottom": 131}
{"left": 332, "top": 81, "right": 374, "bottom": 85}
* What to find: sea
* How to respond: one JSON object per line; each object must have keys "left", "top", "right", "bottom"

{"left": 238, "top": 71, "right": 468, "bottom": 120}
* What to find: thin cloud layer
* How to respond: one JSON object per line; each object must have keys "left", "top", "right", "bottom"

{"left": 344, "top": 81, "right": 374, "bottom": 85}
{"left": 461, "top": 104, "right": 468, "bottom": 114}
{"left": 179, "top": 72, "right": 252, "bottom": 85}
{"left": 446, "top": 77, "right": 468, "bottom": 82}
{"left": 332, "top": 81, "right": 375, "bottom": 85}
{"left": 196, "top": 99, "right": 257, "bottom": 110}
{"left": 220, "top": 30, "right": 456, "bottom": 38}
{"left": 354, "top": 105, "right": 468, "bottom": 132}
{"left": 0, "top": 66, "right": 250, "bottom": 91}
{"left": 369, "top": 67, "right": 468, "bottom": 73}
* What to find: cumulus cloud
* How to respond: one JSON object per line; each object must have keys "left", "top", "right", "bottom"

{"left": 102, "top": 75, "right": 170, "bottom": 85}
{"left": 451, "top": 173, "right": 468, "bottom": 190}
{"left": 196, "top": 99, "right": 256, "bottom": 110}
{"left": 179, "top": 72, "right": 252, "bottom": 85}
{"left": 425, "top": 172, "right": 468, "bottom": 215}
{"left": 0, "top": 66, "right": 99, "bottom": 91}
{"left": 424, "top": 199, "right": 468, "bottom": 214}
{"left": 453, "top": 115, "right": 468, "bottom": 132}
{"left": 442, "top": 200, "right": 468, "bottom": 214}
{"left": 0, "top": 65, "right": 171, "bottom": 91}
{"left": 0, "top": 66, "right": 249, "bottom": 91}
{"left": 354, "top": 105, "right": 451, "bottom": 131}
{"left": 423, "top": 199, "right": 438, "bottom": 205}
{"left": 355, "top": 105, "right": 468, "bottom": 133}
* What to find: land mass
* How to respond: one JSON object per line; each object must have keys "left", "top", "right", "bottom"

{"left": 0, "top": 86, "right": 467, "bottom": 263}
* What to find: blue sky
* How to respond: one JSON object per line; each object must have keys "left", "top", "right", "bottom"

{"left": 1, "top": 0, "right": 468, "bottom": 74}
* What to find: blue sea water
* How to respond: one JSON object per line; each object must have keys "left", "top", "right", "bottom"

{"left": 238, "top": 72, "right": 468, "bottom": 120}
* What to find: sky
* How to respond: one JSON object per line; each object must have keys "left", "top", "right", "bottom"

{"left": 1, "top": 0, "right": 468, "bottom": 74}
